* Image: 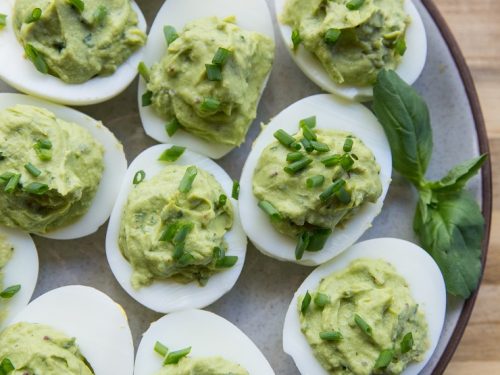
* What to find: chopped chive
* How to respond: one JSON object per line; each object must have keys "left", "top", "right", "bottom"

{"left": 163, "top": 25, "right": 178, "bottom": 46}
{"left": 173, "top": 223, "right": 194, "bottom": 245}
{"left": 137, "top": 61, "right": 150, "bottom": 82}
{"left": 325, "top": 28, "right": 341, "bottom": 45}
{"left": 4, "top": 174, "right": 20, "bottom": 194}
{"left": 351, "top": 153, "right": 359, "bottom": 160}
{"left": 158, "top": 145, "right": 186, "bottom": 162}
{"left": 25, "top": 8, "right": 42, "bottom": 23}
{"left": 177, "top": 252, "right": 195, "bottom": 266}
{"left": 164, "top": 347, "right": 191, "bottom": 365}
{"left": 299, "top": 116, "right": 316, "bottom": 129}
{"left": 0, "top": 284, "right": 21, "bottom": 299}
{"left": 258, "top": 200, "right": 281, "bottom": 220}
{"left": 24, "top": 43, "right": 48, "bottom": 74}
{"left": 300, "top": 138, "right": 314, "bottom": 153}
{"left": 307, "top": 228, "right": 332, "bottom": 252}
{"left": 200, "top": 97, "right": 220, "bottom": 112}
{"left": 205, "top": 64, "right": 222, "bottom": 81}
{"left": 159, "top": 222, "right": 179, "bottom": 242}
{"left": 179, "top": 166, "right": 197, "bottom": 193}
{"left": 93, "top": 5, "right": 107, "bottom": 25}
{"left": 295, "top": 231, "right": 310, "bottom": 260}
{"left": 217, "top": 194, "right": 227, "bottom": 208}
{"left": 36, "top": 139, "right": 52, "bottom": 150}
{"left": 336, "top": 187, "right": 351, "bottom": 204}
{"left": 165, "top": 118, "right": 180, "bottom": 137}
{"left": 306, "top": 175, "right": 325, "bottom": 188}
{"left": 23, "top": 182, "right": 49, "bottom": 195}
{"left": 212, "top": 47, "right": 232, "bottom": 65}
{"left": 343, "top": 137, "right": 354, "bottom": 152}
{"left": 374, "top": 349, "right": 394, "bottom": 369}
{"left": 320, "top": 179, "right": 346, "bottom": 202}
{"left": 67, "top": 0, "right": 85, "bottom": 12}
{"left": 346, "top": 0, "right": 365, "bottom": 10}
{"left": 231, "top": 180, "right": 240, "bottom": 200}
{"left": 287, "top": 151, "right": 304, "bottom": 162}
{"left": 291, "top": 29, "right": 302, "bottom": 50}
{"left": 142, "top": 90, "right": 153, "bottom": 107}
{"left": 0, "top": 14, "right": 6, "bottom": 29}
{"left": 321, "top": 154, "right": 342, "bottom": 167}
{"left": 35, "top": 148, "right": 52, "bottom": 161}
{"left": 284, "top": 158, "right": 312, "bottom": 175}
{"left": 273, "top": 129, "right": 297, "bottom": 148}
{"left": 395, "top": 37, "right": 407, "bottom": 56}
{"left": 154, "top": 341, "right": 169, "bottom": 357}
{"left": 400, "top": 332, "right": 414, "bottom": 354}
{"left": 319, "top": 330, "right": 343, "bottom": 341}
{"left": 0, "top": 172, "right": 14, "bottom": 182}
{"left": 314, "top": 293, "right": 330, "bottom": 308}
{"left": 300, "top": 291, "right": 312, "bottom": 313}
{"left": 340, "top": 154, "right": 355, "bottom": 171}
{"left": 311, "top": 141, "right": 329, "bottom": 153}
{"left": 216, "top": 255, "right": 238, "bottom": 268}
{"left": 0, "top": 151, "right": 5, "bottom": 161}
{"left": 172, "top": 242, "right": 185, "bottom": 260}
{"left": 133, "top": 170, "right": 145, "bottom": 185}
{"left": 0, "top": 358, "right": 15, "bottom": 373}
{"left": 213, "top": 246, "right": 225, "bottom": 260}
{"left": 24, "top": 163, "right": 41, "bottom": 177}
{"left": 355, "top": 314, "right": 372, "bottom": 337}
{"left": 300, "top": 123, "right": 317, "bottom": 141}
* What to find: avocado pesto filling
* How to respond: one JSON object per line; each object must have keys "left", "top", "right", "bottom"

{"left": 299, "top": 258, "right": 429, "bottom": 375}
{"left": 118, "top": 164, "right": 235, "bottom": 288}
{"left": 13, "top": 0, "right": 146, "bottom": 84}
{"left": 0, "top": 235, "right": 15, "bottom": 324}
{"left": 0, "top": 322, "right": 94, "bottom": 375}
{"left": 146, "top": 17, "right": 275, "bottom": 146}
{"left": 281, "top": 0, "right": 410, "bottom": 86}
{"left": 0, "top": 105, "right": 105, "bottom": 234}
{"left": 156, "top": 356, "right": 248, "bottom": 375}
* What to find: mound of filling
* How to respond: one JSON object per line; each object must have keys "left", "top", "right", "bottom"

{"left": 156, "top": 356, "right": 248, "bottom": 375}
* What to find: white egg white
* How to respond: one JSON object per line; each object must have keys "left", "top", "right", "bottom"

{"left": 0, "top": 93, "right": 127, "bottom": 240}
{"left": 10, "top": 285, "right": 134, "bottom": 375}
{"left": 239, "top": 94, "right": 392, "bottom": 265}
{"left": 0, "top": 227, "right": 38, "bottom": 330}
{"left": 106, "top": 145, "right": 247, "bottom": 313}
{"left": 274, "top": 0, "right": 427, "bottom": 101}
{"left": 135, "top": 309, "right": 275, "bottom": 375}
{"left": 283, "top": 238, "right": 446, "bottom": 375}
{"left": 0, "top": 0, "right": 147, "bottom": 106}
{"left": 138, "top": 0, "right": 275, "bottom": 159}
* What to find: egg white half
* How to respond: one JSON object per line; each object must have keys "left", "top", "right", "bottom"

{"left": 283, "top": 238, "right": 446, "bottom": 375}
{"left": 274, "top": 0, "right": 427, "bottom": 101}
{"left": 0, "top": 227, "right": 38, "bottom": 330}
{"left": 135, "top": 309, "right": 275, "bottom": 375}
{"left": 0, "top": 0, "right": 147, "bottom": 106}
{"left": 239, "top": 94, "right": 392, "bottom": 265}
{"left": 138, "top": 0, "right": 275, "bottom": 159}
{"left": 106, "top": 145, "right": 247, "bottom": 313}
{"left": 0, "top": 93, "right": 127, "bottom": 240}
{"left": 10, "top": 285, "right": 134, "bottom": 375}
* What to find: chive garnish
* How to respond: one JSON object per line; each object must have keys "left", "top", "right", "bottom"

{"left": 24, "top": 44, "right": 48, "bottom": 74}
{"left": 24, "top": 163, "right": 41, "bottom": 177}
{"left": 307, "top": 228, "right": 332, "bottom": 252}
{"left": 354, "top": 314, "right": 372, "bottom": 337}
{"left": 4, "top": 174, "right": 20, "bottom": 194}
{"left": 319, "top": 179, "right": 346, "bottom": 202}
{"left": 0, "top": 284, "right": 21, "bottom": 299}
{"left": 23, "top": 182, "right": 49, "bottom": 195}
{"left": 0, "top": 14, "right": 6, "bottom": 29}
{"left": 336, "top": 187, "right": 351, "bottom": 204}
{"left": 158, "top": 145, "right": 186, "bottom": 162}
{"left": 133, "top": 170, "right": 145, "bottom": 185}
{"left": 300, "top": 291, "right": 311, "bottom": 313}
{"left": 343, "top": 137, "right": 354, "bottom": 152}
{"left": 173, "top": 223, "right": 193, "bottom": 244}
{"left": 164, "top": 347, "right": 191, "bottom": 365}
{"left": 0, "top": 151, "right": 5, "bottom": 161}
{"left": 67, "top": 0, "right": 85, "bottom": 13}
{"left": 346, "top": 0, "right": 365, "bottom": 10}
{"left": 321, "top": 154, "right": 342, "bottom": 167}
{"left": 200, "top": 97, "right": 220, "bottom": 112}
{"left": 154, "top": 341, "right": 169, "bottom": 357}
{"left": 340, "top": 154, "right": 355, "bottom": 171}
{"left": 36, "top": 139, "right": 52, "bottom": 150}
{"left": 0, "top": 172, "right": 14, "bottom": 182}
{"left": 311, "top": 141, "right": 329, "bottom": 153}
{"left": 165, "top": 118, "right": 180, "bottom": 137}
{"left": 299, "top": 116, "right": 316, "bottom": 129}
{"left": 213, "top": 246, "right": 225, "bottom": 260}
{"left": 231, "top": 180, "right": 240, "bottom": 200}
{"left": 400, "top": 332, "right": 414, "bottom": 354}
{"left": 286, "top": 151, "right": 304, "bottom": 162}
{"left": 284, "top": 157, "right": 312, "bottom": 175}
{"left": 395, "top": 37, "right": 407, "bottom": 56}
{"left": 141, "top": 90, "right": 153, "bottom": 107}
{"left": 216, "top": 255, "right": 238, "bottom": 268}
{"left": 319, "top": 331, "right": 343, "bottom": 341}
{"left": 374, "top": 349, "right": 394, "bottom": 369}
{"left": 291, "top": 29, "right": 302, "bottom": 50}
{"left": 300, "top": 138, "right": 314, "bottom": 153}
{"left": 159, "top": 222, "right": 179, "bottom": 242}
{"left": 212, "top": 48, "right": 232, "bottom": 65}
{"left": 172, "top": 242, "right": 184, "bottom": 260}
{"left": 314, "top": 293, "right": 330, "bottom": 308}
{"left": 179, "top": 166, "right": 197, "bottom": 193}
{"left": 258, "top": 200, "right": 281, "bottom": 220}
{"left": 25, "top": 8, "right": 42, "bottom": 23}
{"left": 274, "top": 129, "right": 298, "bottom": 149}
{"left": 205, "top": 64, "right": 222, "bottom": 81}
{"left": 325, "top": 28, "right": 341, "bottom": 45}
{"left": 163, "top": 25, "right": 179, "bottom": 46}
{"left": 177, "top": 252, "right": 195, "bottom": 266}
{"left": 295, "top": 231, "right": 310, "bottom": 260}
{"left": 137, "top": 61, "right": 150, "bottom": 82}
{"left": 300, "top": 123, "right": 317, "bottom": 141}
{"left": 306, "top": 175, "right": 325, "bottom": 188}
{"left": 217, "top": 194, "right": 227, "bottom": 208}
{"left": 0, "top": 358, "right": 15, "bottom": 373}
{"left": 93, "top": 5, "right": 107, "bottom": 25}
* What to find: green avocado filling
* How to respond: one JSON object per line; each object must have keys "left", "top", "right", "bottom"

{"left": 0, "top": 105, "right": 105, "bottom": 234}
{"left": 155, "top": 356, "right": 248, "bottom": 375}
{"left": 13, "top": 0, "right": 146, "bottom": 84}
{"left": 0, "top": 235, "right": 14, "bottom": 325}
{"left": 281, "top": 0, "right": 410, "bottom": 86}
{"left": 0, "top": 322, "right": 94, "bottom": 375}
{"left": 118, "top": 164, "right": 235, "bottom": 288}
{"left": 299, "top": 258, "right": 429, "bottom": 375}
{"left": 147, "top": 16, "right": 275, "bottom": 146}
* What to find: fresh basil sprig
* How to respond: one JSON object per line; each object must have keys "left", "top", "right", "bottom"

{"left": 373, "top": 70, "right": 487, "bottom": 299}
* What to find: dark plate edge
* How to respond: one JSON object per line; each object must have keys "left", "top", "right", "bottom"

{"left": 420, "top": 0, "right": 493, "bottom": 373}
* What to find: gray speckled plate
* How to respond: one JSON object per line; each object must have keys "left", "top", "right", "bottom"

{"left": 0, "top": 0, "right": 492, "bottom": 374}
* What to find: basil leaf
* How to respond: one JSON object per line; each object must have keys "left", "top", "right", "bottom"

{"left": 425, "top": 154, "right": 487, "bottom": 193}
{"left": 373, "top": 70, "right": 433, "bottom": 186}
{"left": 413, "top": 190, "right": 484, "bottom": 298}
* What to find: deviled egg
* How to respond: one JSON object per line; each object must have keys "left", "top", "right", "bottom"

{"left": 283, "top": 238, "right": 446, "bottom": 375}
{"left": 0, "top": 0, "right": 147, "bottom": 105}
{"left": 106, "top": 145, "right": 247, "bottom": 313}
{"left": 0, "top": 226, "right": 38, "bottom": 329}
{"left": 0, "top": 93, "right": 127, "bottom": 240}
{"left": 0, "top": 285, "right": 134, "bottom": 375}
{"left": 275, "top": 0, "right": 427, "bottom": 101}
{"left": 138, "top": 0, "right": 275, "bottom": 159}
{"left": 135, "top": 309, "right": 275, "bottom": 375}
{"left": 239, "top": 94, "right": 391, "bottom": 265}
